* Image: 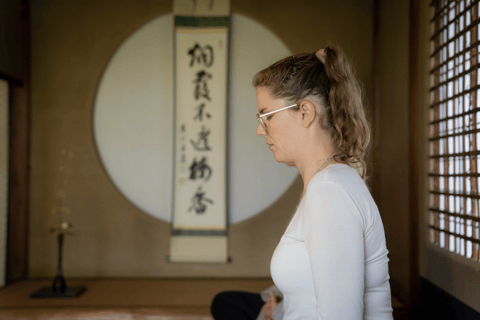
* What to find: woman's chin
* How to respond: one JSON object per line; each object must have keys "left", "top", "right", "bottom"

{"left": 272, "top": 151, "right": 282, "bottom": 163}
{"left": 272, "top": 152, "right": 295, "bottom": 166}
{"left": 272, "top": 152, "right": 286, "bottom": 164}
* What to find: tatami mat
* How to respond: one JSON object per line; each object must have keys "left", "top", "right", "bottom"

{"left": 0, "top": 279, "right": 273, "bottom": 308}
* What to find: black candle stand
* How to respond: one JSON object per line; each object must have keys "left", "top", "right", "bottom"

{"left": 31, "top": 232, "right": 86, "bottom": 298}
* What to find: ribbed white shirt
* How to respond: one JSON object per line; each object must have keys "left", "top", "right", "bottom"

{"left": 270, "top": 164, "right": 393, "bottom": 320}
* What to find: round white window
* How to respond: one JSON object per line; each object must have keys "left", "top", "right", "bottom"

{"left": 93, "top": 13, "right": 298, "bottom": 224}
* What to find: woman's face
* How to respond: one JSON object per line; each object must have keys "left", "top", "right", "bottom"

{"left": 255, "top": 86, "right": 301, "bottom": 165}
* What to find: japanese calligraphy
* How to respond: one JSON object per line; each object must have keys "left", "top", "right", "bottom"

{"left": 193, "top": 70, "right": 212, "bottom": 101}
{"left": 188, "top": 186, "right": 214, "bottom": 214}
{"left": 189, "top": 157, "right": 212, "bottom": 181}
{"left": 180, "top": 122, "right": 187, "bottom": 164}
{"left": 176, "top": 37, "right": 222, "bottom": 218}
{"left": 193, "top": 103, "right": 211, "bottom": 121}
{"left": 190, "top": 125, "right": 211, "bottom": 151}
{"left": 185, "top": 41, "right": 216, "bottom": 215}
{"left": 188, "top": 43, "right": 214, "bottom": 67}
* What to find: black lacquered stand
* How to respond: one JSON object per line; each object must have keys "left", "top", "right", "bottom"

{"left": 31, "top": 232, "right": 86, "bottom": 298}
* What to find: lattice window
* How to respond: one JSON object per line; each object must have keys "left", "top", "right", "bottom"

{"left": 429, "top": 0, "right": 480, "bottom": 260}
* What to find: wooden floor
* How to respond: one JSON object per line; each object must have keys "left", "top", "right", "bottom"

{"left": 0, "top": 279, "right": 407, "bottom": 319}
{"left": 0, "top": 308, "right": 214, "bottom": 319}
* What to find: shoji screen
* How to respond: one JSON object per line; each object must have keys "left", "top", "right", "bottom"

{"left": 429, "top": 0, "right": 480, "bottom": 260}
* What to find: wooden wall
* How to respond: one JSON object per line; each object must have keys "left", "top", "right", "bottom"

{"left": 376, "top": 0, "right": 412, "bottom": 304}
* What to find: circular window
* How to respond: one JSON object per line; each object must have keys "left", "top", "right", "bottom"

{"left": 93, "top": 13, "right": 298, "bottom": 224}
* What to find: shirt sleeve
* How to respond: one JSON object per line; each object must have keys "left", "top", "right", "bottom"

{"left": 272, "top": 300, "right": 284, "bottom": 320}
{"left": 260, "top": 284, "right": 284, "bottom": 302}
{"left": 303, "top": 181, "right": 365, "bottom": 320}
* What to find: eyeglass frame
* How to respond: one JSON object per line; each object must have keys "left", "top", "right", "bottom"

{"left": 256, "top": 103, "right": 298, "bottom": 132}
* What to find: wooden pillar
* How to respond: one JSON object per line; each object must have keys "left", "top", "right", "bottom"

{"left": 7, "top": 0, "right": 31, "bottom": 284}
{"left": 409, "top": 0, "right": 420, "bottom": 310}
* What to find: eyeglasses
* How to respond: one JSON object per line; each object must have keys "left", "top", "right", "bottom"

{"left": 256, "top": 104, "right": 297, "bottom": 132}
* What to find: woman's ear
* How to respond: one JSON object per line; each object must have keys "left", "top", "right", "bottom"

{"left": 299, "top": 100, "right": 317, "bottom": 128}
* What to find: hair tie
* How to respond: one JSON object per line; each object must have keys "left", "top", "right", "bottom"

{"left": 315, "top": 49, "right": 326, "bottom": 63}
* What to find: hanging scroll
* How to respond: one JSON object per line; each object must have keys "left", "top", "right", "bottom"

{"left": 170, "top": 0, "right": 230, "bottom": 263}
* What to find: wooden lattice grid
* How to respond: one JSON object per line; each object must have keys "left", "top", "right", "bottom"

{"left": 429, "top": 0, "right": 480, "bottom": 260}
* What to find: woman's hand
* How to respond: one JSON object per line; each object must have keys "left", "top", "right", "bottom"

{"left": 263, "top": 291, "right": 278, "bottom": 320}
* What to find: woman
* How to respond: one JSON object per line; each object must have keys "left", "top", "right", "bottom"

{"left": 212, "top": 43, "right": 393, "bottom": 320}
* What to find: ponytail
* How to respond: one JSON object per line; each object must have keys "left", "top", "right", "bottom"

{"left": 323, "top": 43, "right": 371, "bottom": 179}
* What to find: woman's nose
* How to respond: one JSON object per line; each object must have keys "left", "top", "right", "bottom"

{"left": 256, "top": 123, "right": 267, "bottom": 136}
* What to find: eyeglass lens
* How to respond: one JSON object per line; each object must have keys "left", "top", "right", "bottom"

{"left": 257, "top": 115, "right": 267, "bottom": 131}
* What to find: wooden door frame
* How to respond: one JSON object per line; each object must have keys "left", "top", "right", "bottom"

{"left": 408, "top": 0, "right": 420, "bottom": 310}
{"left": 372, "top": 0, "right": 420, "bottom": 310}
{"left": 6, "top": 0, "right": 31, "bottom": 284}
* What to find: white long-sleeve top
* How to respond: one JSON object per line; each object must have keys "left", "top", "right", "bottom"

{"left": 270, "top": 163, "right": 393, "bottom": 320}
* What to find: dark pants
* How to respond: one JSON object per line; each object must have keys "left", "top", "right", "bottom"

{"left": 211, "top": 291, "right": 265, "bottom": 320}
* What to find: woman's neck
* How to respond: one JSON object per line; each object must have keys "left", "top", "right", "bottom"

{"left": 295, "top": 145, "right": 338, "bottom": 194}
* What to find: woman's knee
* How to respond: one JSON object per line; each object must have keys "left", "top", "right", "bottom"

{"left": 212, "top": 291, "right": 236, "bottom": 309}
